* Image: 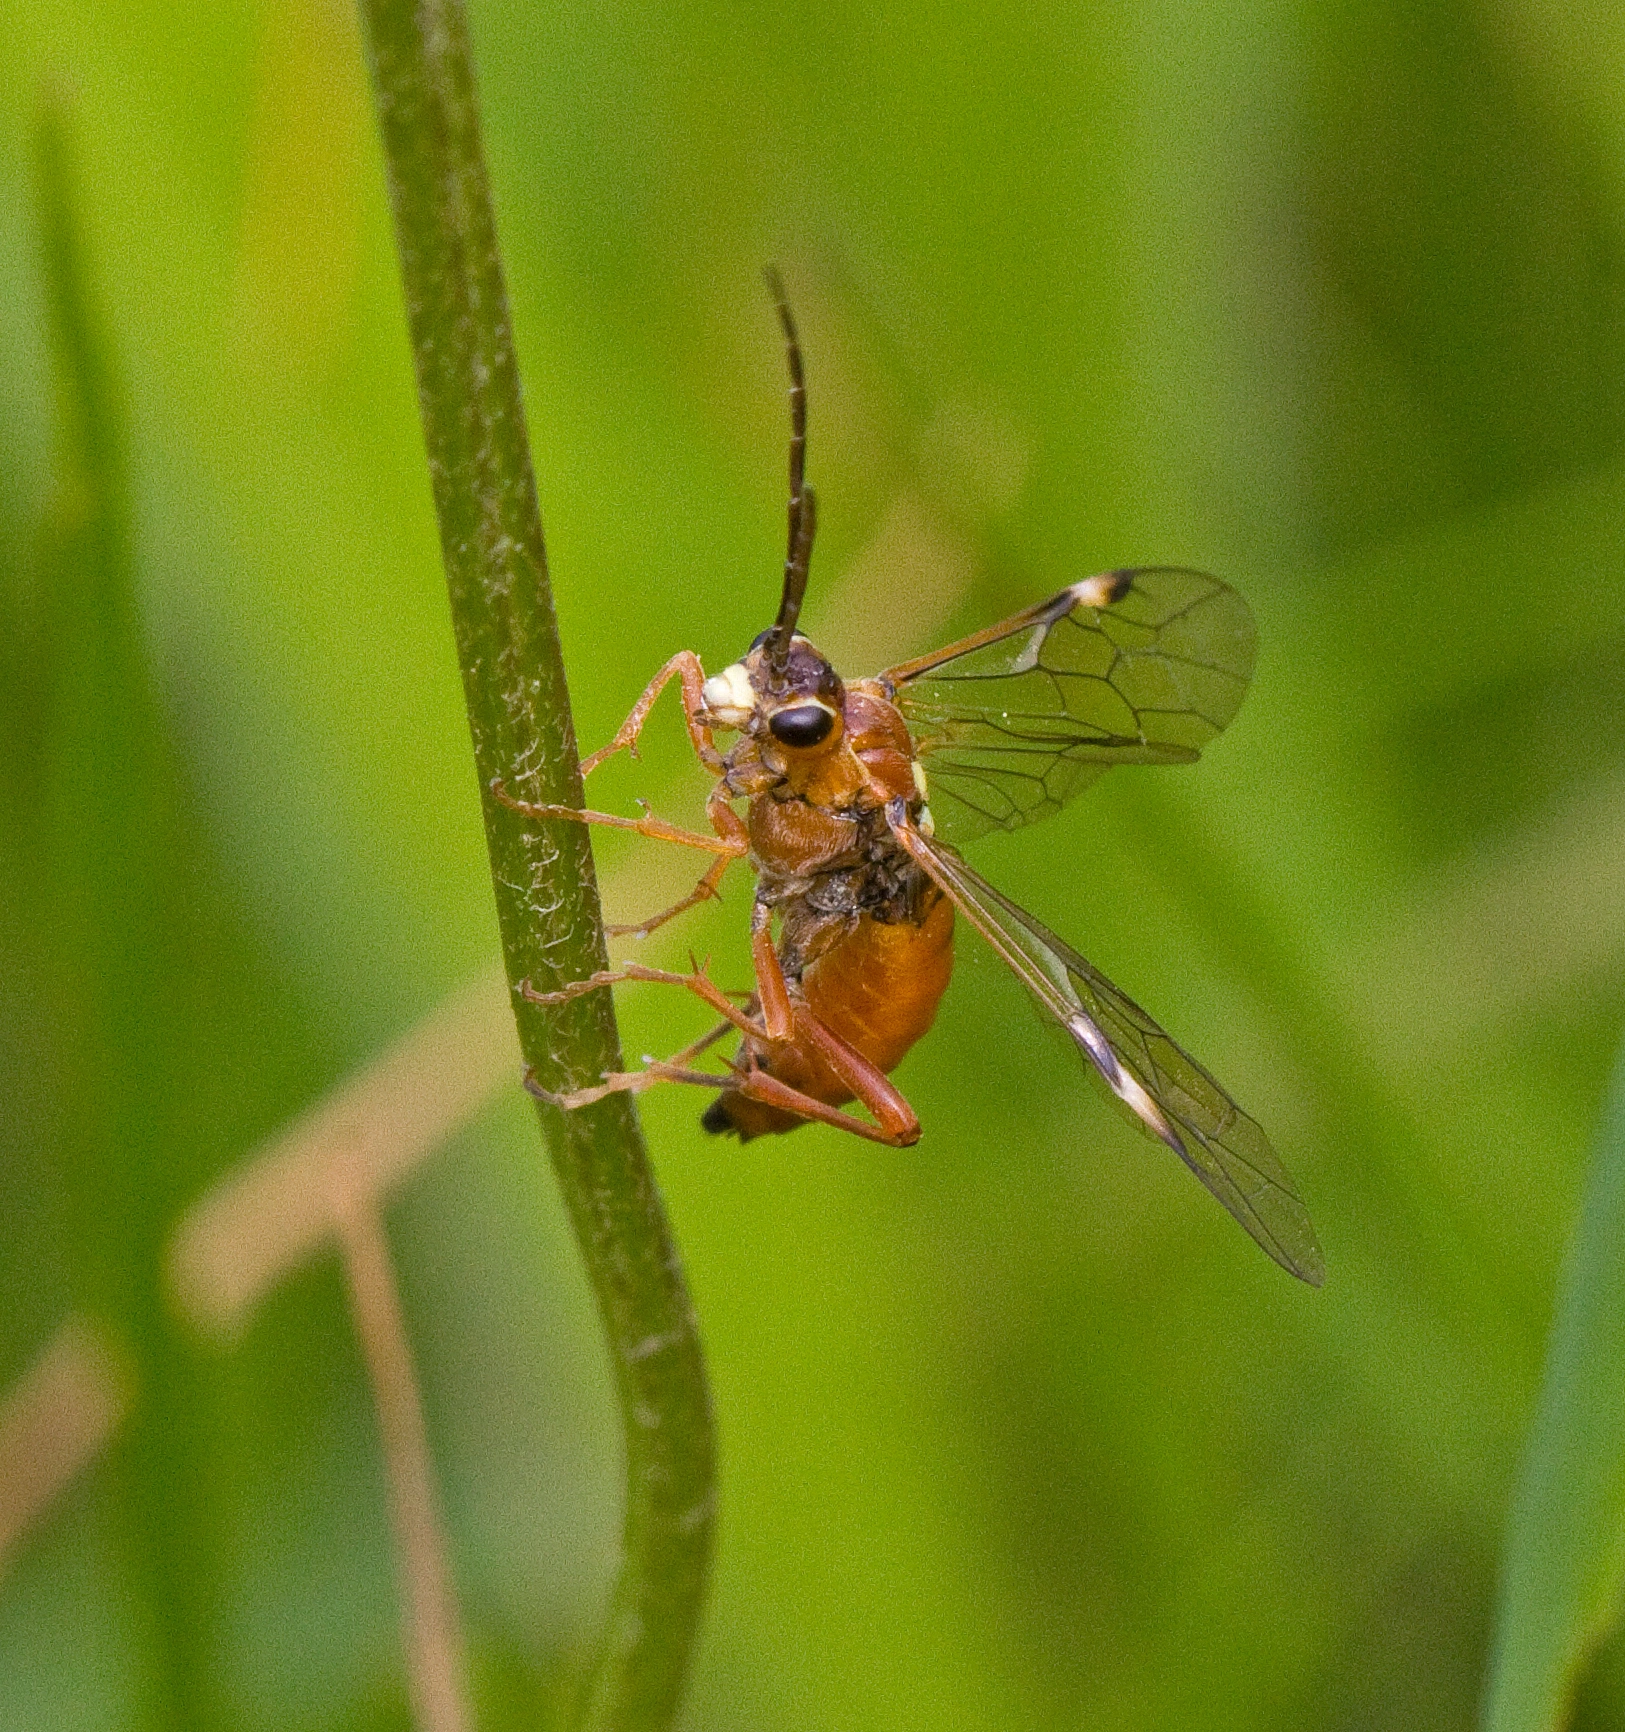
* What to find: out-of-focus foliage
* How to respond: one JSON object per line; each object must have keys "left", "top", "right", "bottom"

{"left": 1487, "top": 1040, "right": 1625, "bottom": 1732}
{"left": 2, "top": 0, "right": 1624, "bottom": 1727}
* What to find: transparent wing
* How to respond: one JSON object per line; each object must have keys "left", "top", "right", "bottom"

{"left": 879, "top": 567, "right": 1257, "bottom": 840}
{"left": 889, "top": 812, "right": 1323, "bottom": 1285}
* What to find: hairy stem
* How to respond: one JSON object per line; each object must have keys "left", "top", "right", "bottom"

{"left": 356, "top": 3, "right": 715, "bottom": 1724}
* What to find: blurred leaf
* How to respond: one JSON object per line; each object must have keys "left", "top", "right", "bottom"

{"left": 1305, "top": 0, "right": 1625, "bottom": 554}
{"left": 26, "top": 91, "right": 223, "bottom": 1731}
{"left": 1484, "top": 1033, "right": 1625, "bottom": 1732}
{"left": 14, "top": 94, "right": 350, "bottom": 1732}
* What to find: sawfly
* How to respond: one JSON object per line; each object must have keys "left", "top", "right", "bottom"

{"left": 496, "top": 275, "right": 1324, "bottom": 1286}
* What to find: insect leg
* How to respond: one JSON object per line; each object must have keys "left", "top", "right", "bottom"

{"left": 665, "top": 1017, "right": 736, "bottom": 1067}
{"left": 606, "top": 789, "right": 752, "bottom": 939}
{"left": 579, "top": 651, "right": 725, "bottom": 776}
{"left": 529, "top": 1058, "right": 917, "bottom": 1147}
{"left": 490, "top": 779, "right": 745, "bottom": 857}
{"left": 781, "top": 1008, "right": 922, "bottom": 1144}
{"left": 749, "top": 901, "right": 796, "bottom": 1041}
{"left": 720, "top": 1065, "right": 919, "bottom": 1146}
{"left": 737, "top": 913, "right": 923, "bottom": 1142}
{"left": 526, "top": 1062, "right": 728, "bottom": 1112}
{"left": 520, "top": 960, "right": 766, "bottom": 1042}
{"left": 519, "top": 959, "right": 774, "bottom": 1107}
{"left": 523, "top": 958, "right": 920, "bottom": 1144}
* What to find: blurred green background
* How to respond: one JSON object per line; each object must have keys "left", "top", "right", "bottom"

{"left": 4, "top": 0, "right": 1625, "bottom": 1726}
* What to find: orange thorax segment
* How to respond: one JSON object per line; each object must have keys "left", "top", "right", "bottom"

{"left": 747, "top": 793, "right": 863, "bottom": 878}
{"left": 760, "top": 684, "right": 919, "bottom": 811}
{"left": 843, "top": 686, "right": 919, "bottom": 806}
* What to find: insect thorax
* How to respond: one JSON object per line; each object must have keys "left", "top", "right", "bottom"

{"left": 762, "top": 806, "right": 937, "bottom": 982}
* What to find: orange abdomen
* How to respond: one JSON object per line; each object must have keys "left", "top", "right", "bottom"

{"left": 799, "top": 893, "right": 955, "bottom": 1081}
{"left": 712, "top": 891, "right": 954, "bottom": 1139}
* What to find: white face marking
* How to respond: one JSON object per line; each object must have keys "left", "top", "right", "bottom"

{"left": 700, "top": 661, "right": 757, "bottom": 728}
{"left": 911, "top": 760, "right": 929, "bottom": 801}
{"left": 723, "top": 662, "right": 756, "bottom": 709}
{"left": 917, "top": 804, "right": 935, "bottom": 838}
{"left": 1070, "top": 571, "right": 1131, "bottom": 610}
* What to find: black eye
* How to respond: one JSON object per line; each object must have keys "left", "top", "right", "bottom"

{"left": 749, "top": 628, "right": 773, "bottom": 652}
{"left": 768, "top": 704, "right": 836, "bottom": 748}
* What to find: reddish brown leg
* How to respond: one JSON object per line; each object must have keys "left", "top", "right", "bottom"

{"left": 666, "top": 1017, "right": 735, "bottom": 1067}
{"left": 719, "top": 932, "right": 922, "bottom": 1143}
{"left": 606, "top": 790, "right": 752, "bottom": 939}
{"left": 726, "top": 1064, "right": 919, "bottom": 1146}
{"left": 520, "top": 960, "right": 764, "bottom": 1042}
{"left": 788, "top": 1008, "right": 921, "bottom": 1144}
{"left": 493, "top": 654, "right": 745, "bottom": 938}
{"left": 519, "top": 961, "right": 769, "bottom": 1110}
{"left": 580, "top": 651, "right": 724, "bottom": 775}
{"left": 523, "top": 902, "right": 923, "bottom": 1147}
{"left": 605, "top": 854, "right": 732, "bottom": 939}
{"left": 527, "top": 1056, "right": 919, "bottom": 1147}
{"left": 750, "top": 902, "right": 796, "bottom": 1041}
{"left": 525, "top": 1061, "right": 722, "bottom": 1112}
{"left": 490, "top": 780, "right": 742, "bottom": 857}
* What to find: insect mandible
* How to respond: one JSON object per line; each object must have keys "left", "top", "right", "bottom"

{"left": 494, "top": 273, "right": 1324, "bottom": 1286}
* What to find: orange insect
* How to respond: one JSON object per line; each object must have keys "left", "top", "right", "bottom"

{"left": 497, "top": 276, "right": 1323, "bottom": 1286}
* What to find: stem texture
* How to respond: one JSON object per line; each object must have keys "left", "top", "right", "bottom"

{"left": 357, "top": 5, "right": 715, "bottom": 1724}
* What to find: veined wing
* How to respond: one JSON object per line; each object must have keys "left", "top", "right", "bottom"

{"left": 879, "top": 567, "right": 1256, "bottom": 841}
{"left": 888, "top": 808, "right": 1323, "bottom": 1285}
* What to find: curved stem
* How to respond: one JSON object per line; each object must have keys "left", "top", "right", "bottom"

{"left": 356, "top": 4, "right": 715, "bottom": 1725}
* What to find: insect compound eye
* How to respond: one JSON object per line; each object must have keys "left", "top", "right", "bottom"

{"left": 749, "top": 628, "right": 773, "bottom": 652}
{"left": 767, "top": 703, "right": 836, "bottom": 748}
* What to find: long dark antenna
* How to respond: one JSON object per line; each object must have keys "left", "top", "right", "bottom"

{"left": 762, "top": 266, "right": 814, "bottom": 677}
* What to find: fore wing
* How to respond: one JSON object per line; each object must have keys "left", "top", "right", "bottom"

{"left": 888, "top": 809, "right": 1324, "bottom": 1285}
{"left": 879, "top": 567, "right": 1256, "bottom": 840}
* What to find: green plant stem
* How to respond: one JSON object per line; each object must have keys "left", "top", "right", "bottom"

{"left": 356, "top": 4, "right": 715, "bottom": 1725}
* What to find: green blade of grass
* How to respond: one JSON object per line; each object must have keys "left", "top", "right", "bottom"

{"left": 1483, "top": 1033, "right": 1625, "bottom": 1732}
{"left": 29, "top": 94, "right": 217, "bottom": 1731}
{"left": 355, "top": 2, "right": 715, "bottom": 1726}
